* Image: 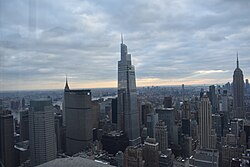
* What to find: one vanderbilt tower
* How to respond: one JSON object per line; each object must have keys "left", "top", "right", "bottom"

{"left": 117, "top": 35, "right": 141, "bottom": 146}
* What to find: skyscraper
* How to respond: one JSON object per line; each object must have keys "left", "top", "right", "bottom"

{"left": 20, "top": 110, "right": 29, "bottom": 141}
{"left": 112, "top": 98, "right": 118, "bottom": 124}
{"left": 29, "top": 98, "right": 57, "bottom": 166}
{"left": 64, "top": 80, "right": 93, "bottom": 155}
{"left": 155, "top": 121, "right": 168, "bottom": 154}
{"left": 146, "top": 112, "right": 158, "bottom": 138}
{"left": 199, "top": 94, "right": 213, "bottom": 149}
{"left": 156, "top": 108, "right": 175, "bottom": 144}
{"left": 117, "top": 35, "right": 141, "bottom": 146}
{"left": 143, "top": 137, "right": 159, "bottom": 167}
{"left": 0, "top": 110, "right": 15, "bottom": 167}
{"left": 163, "top": 96, "right": 172, "bottom": 108}
{"left": 233, "top": 54, "right": 245, "bottom": 118}
{"left": 182, "top": 100, "right": 190, "bottom": 119}
{"left": 208, "top": 85, "right": 217, "bottom": 113}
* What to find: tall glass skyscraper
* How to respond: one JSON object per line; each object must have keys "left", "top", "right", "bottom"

{"left": 117, "top": 35, "right": 141, "bottom": 146}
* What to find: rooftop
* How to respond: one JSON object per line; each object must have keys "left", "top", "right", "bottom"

{"left": 37, "top": 157, "right": 114, "bottom": 167}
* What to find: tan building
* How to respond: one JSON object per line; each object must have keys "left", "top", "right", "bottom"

{"left": 123, "top": 146, "right": 144, "bottom": 167}
{"left": 155, "top": 121, "right": 168, "bottom": 154}
{"left": 199, "top": 94, "right": 215, "bottom": 149}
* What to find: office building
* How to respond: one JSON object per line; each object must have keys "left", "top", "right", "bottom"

{"left": 64, "top": 80, "right": 93, "bottom": 155}
{"left": 199, "top": 94, "right": 213, "bottom": 149}
{"left": 141, "top": 103, "right": 153, "bottom": 126}
{"left": 155, "top": 121, "right": 168, "bottom": 154}
{"left": 20, "top": 110, "right": 29, "bottom": 141}
{"left": 212, "top": 114, "right": 223, "bottom": 139}
{"left": 156, "top": 108, "right": 175, "bottom": 144}
{"left": 208, "top": 85, "right": 217, "bottom": 113}
{"left": 14, "top": 140, "right": 30, "bottom": 166}
{"left": 111, "top": 98, "right": 118, "bottom": 124}
{"left": 0, "top": 110, "right": 16, "bottom": 167}
{"left": 163, "top": 96, "right": 172, "bottom": 108}
{"left": 55, "top": 114, "right": 64, "bottom": 153}
{"left": 221, "top": 90, "right": 228, "bottom": 112}
{"left": 182, "top": 118, "right": 191, "bottom": 136}
{"left": 192, "top": 149, "right": 219, "bottom": 167}
{"left": 221, "top": 145, "right": 244, "bottom": 167}
{"left": 146, "top": 112, "right": 158, "bottom": 138}
{"left": 29, "top": 98, "right": 57, "bottom": 166}
{"left": 0, "top": 99, "right": 3, "bottom": 111}
{"left": 159, "top": 150, "right": 173, "bottom": 167}
{"left": 143, "top": 137, "right": 159, "bottom": 167}
{"left": 182, "top": 100, "right": 190, "bottom": 119}
{"left": 233, "top": 54, "right": 245, "bottom": 118}
{"left": 123, "top": 146, "right": 144, "bottom": 167}
{"left": 101, "top": 131, "right": 129, "bottom": 155}
{"left": 117, "top": 35, "right": 141, "bottom": 146}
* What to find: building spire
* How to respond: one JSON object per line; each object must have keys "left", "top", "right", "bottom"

{"left": 121, "top": 33, "right": 123, "bottom": 44}
{"left": 65, "top": 75, "right": 69, "bottom": 91}
{"left": 237, "top": 51, "right": 239, "bottom": 68}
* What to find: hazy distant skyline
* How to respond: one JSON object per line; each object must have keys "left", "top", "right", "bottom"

{"left": 0, "top": 0, "right": 250, "bottom": 91}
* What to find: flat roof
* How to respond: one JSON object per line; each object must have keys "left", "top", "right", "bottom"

{"left": 37, "top": 157, "right": 114, "bottom": 167}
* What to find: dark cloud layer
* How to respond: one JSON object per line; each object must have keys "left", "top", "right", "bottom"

{"left": 0, "top": 0, "right": 250, "bottom": 90}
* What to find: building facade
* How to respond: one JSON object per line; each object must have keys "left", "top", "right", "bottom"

{"left": 117, "top": 36, "right": 141, "bottom": 146}
{"left": 233, "top": 55, "right": 245, "bottom": 118}
{"left": 29, "top": 99, "right": 57, "bottom": 166}
{"left": 0, "top": 110, "right": 16, "bottom": 167}
{"left": 199, "top": 94, "right": 213, "bottom": 149}
{"left": 123, "top": 146, "right": 144, "bottom": 167}
{"left": 64, "top": 80, "right": 93, "bottom": 155}
{"left": 143, "top": 137, "right": 159, "bottom": 167}
{"left": 155, "top": 121, "right": 168, "bottom": 154}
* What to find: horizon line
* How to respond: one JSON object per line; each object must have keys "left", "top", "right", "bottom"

{"left": 0, "top": 83, "right": 229, "bottom": 92}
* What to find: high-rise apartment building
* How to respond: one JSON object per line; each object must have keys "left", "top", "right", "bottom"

{"left": 29, "top": 98, "right": 57, "bottom": 166}
{"left": 233, "top": 54, "right": 245, "bottom": 118}
{"left": 117, "top": 35, "right": 141, "bottom": 146}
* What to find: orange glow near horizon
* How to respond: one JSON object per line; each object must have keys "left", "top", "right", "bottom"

{"left": 2, "top": 76, "right": 242, "bottom": 91}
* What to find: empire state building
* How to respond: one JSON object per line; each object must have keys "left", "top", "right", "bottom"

{"left": 233, "top": 53, "right": 245, "bottom": 118}
{"left": 117, "top": 35, "right": 141, "bottom": 146}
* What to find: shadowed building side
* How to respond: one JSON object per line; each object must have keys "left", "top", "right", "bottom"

{"left": 233, "top": 53, "right": 245, "bottom": 118}
{"left": 64, "top": 80, "right": 93, "bottom": 155}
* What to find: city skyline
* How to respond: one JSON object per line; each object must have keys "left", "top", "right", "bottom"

{"left": 1, "top": 0, "right": 250, "bottom": 91}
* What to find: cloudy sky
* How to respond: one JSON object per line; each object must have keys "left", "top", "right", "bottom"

{"left": 0, "top": 0, "right": 250, "bottom": 91}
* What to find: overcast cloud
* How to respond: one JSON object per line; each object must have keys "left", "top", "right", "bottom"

{"left": 0, "top": 0, "right": 250, "bottom": 90}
